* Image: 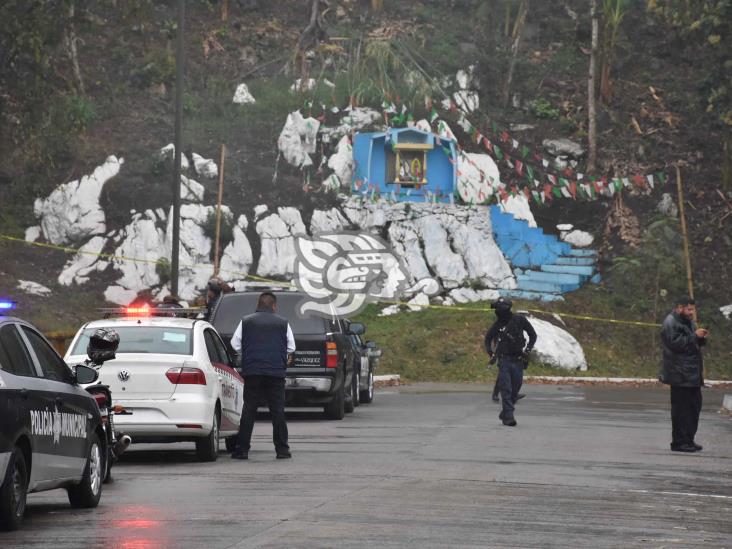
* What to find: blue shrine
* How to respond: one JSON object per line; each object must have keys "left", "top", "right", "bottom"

{"left": 352, "top": 127, "right": 457, "bottom": 202}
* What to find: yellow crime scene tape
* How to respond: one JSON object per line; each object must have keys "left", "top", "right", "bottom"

{"left": 1, "top": 233, "right": 661, "bottom": 329}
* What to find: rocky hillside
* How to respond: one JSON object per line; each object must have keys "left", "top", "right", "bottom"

{"left": 1, "top": 0, "right": 730, "bottom": 377}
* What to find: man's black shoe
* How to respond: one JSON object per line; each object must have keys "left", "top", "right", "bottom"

{"left": 515, "top": 394, "right": 526, "bottom": 401}
{"left": 231, "top": 452, "right": 248, "bottom": 460}
{"left": 692, "top": 443, "right": 703, "bottom": 451}
{"left": 276, "top": 452, "right": 292, "bottom": 459}
{"left": 670, "top": 444, "right": 697, "bottom": 453}
{"left": 498, "top": 411, "right": 505, "bottom": 420}
{"left": 502, "top": 417, "right": 517, "bottom": 427}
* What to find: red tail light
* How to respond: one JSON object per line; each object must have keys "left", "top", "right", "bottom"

{"left": 92, "top": 393, "right": 108, "bottom": 409}
{"left": 166, "top": 367, "right": 207, "bottom": 385}
{"left": 325, "top": 341, "right": 338, "bottom": 368}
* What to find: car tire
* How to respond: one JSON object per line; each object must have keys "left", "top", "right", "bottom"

{"left": 67, "top": 433, "right": 104, "bottom": 509}
{"left": 224, "top": 436, "right": 238, "bottom": 453}
{"left": 345, "top": 372, "right": 355, "bottom": 414}
{"left": 324, "top": 381, "right": 345, "bottom": 420}
{"left": 352, "top": 368, "right": 360, "bottom": 408}
{"left": 0, "top": 447, "right": 28, "bottom": 531}
{"left": 196, "top": 412, "right": 220, "bottom": 462}
{"left": 359, "top": 368, "right": 374, "bottom": 404}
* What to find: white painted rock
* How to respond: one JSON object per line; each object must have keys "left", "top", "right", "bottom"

{"left": 191, "top": 153, "right": 218, "bottom": 179}
{"left": 219, "top": 215, "right": 253, "bottom": 281}
{"left": 180, "top": 175, "right": 205, "bottom": 202}
{"left": 326, "top": 136, "right": 354, "bottom": 190}
{"left": 561, "top": 229, "right": 594, "bottom": 248}
{"left": 17, "top": 280, "right": 52, "bottom": 296}
{"left": 277, "top": 111, "right": 319, "bottom": 168}
{"left": 310, "top": 208, "right": 349, "bottom": 234}
{"left": 33, "top": 156, "right": 123, "bottom": 245}
{"left": 499, "top": 194, "right": 538, "bottom": 228}
{"left": 159, "top": 144, "right": 190, "bottom": 169}
{"left": 456, "top": 152, "right": 501, "bottom": 204}
{"left": 232, "top": 83, "right": 256, "bottom": 104}
{"left": 25, "top": 226, "right": 41, "bottom": 242}
{"left": 104, "top": 286, "right": 138, "bottom": 305}
{"left": 58, "top": 236, "right": 108, "bottom": 286}
{"left": 528, "top": 316, "right": 588, "bottom": 371}
{"left": 720, "top": 304, "right": 732, "bottom": 320}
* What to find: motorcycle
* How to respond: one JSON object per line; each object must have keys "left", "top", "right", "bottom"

{"left": 80, "top": 328, "right": 131, "bottom": 483}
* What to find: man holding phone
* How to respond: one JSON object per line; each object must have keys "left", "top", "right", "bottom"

{"left": 660, "top": 296, "right": 709, "bottom": 453}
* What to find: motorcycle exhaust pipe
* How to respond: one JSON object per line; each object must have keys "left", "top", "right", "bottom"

{"left": 112, "top": 435, "right": 132, "bottom": 458}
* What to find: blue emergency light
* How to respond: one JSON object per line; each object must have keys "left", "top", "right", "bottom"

{"left": 0, "top": 300, "right": 17, "bottom": 311}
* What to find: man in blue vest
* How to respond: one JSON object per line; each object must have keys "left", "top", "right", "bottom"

{"left": 230, "top": 292, "right": 296, "bottom": 460}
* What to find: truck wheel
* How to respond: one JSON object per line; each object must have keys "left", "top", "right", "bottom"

{"left": 324, "top": 382, "right": 345, "bottom": 420}
{"left": 196, "top": 412, "right": 220, "bottom": 462}
{"left": 68, "top": 433, "right": 103, "bottom": 508}
{"left": 359, "top": 369, "right": 374, "bottom": 404}
{"left": 0, "top": 447, "right": 28, "bottom": 531}
{"left": 352, "top": 368, "right": 360, "bottom": 408}
{"left": 345, "top": 372, "right": 355, "bottom": 414}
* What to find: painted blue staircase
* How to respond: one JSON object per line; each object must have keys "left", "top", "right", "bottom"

{"left": 490, "top": 206, "right": 600, "bottom": 302}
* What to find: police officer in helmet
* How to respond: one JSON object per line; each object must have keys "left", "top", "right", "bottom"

{"left": 484, "top": 297, "right": 537, "bottom": 426}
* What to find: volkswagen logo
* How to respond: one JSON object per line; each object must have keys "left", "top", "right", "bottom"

{"left": 118, "top": 370, "right": 131, "bottom": 382}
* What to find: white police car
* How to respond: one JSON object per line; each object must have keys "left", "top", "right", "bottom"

{"left": 64, "top": 306, "right": 244, "bottom": 461}
{"left": 0, "top": 304, "right": 105, "bottom": 531}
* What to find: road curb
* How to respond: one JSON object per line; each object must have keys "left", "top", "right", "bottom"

{"left": 374, "top": 374, "right": 401, "bottom": 387}
{"left": 723, "top": 394, "right": 732, "bottom": 412}
{"left": 524, "top": 375, "right": 732, "bottom": 387}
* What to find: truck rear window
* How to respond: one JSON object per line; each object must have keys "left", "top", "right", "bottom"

{"left": 213, "top": 293, "right": 329, "bottom": 336}
{"left": 71, "top": 327, "right": 193, "bottom": 356}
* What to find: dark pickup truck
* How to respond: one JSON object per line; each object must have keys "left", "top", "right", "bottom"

{"left": 209, "top": 290, "right": 362, "bottom": 420}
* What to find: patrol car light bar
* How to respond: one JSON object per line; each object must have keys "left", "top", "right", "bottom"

{"left": 98, "top": 307, "right": 205, "bottom": 319}
{"left": 0, "top": 300, "right": 17, "bottom": 310}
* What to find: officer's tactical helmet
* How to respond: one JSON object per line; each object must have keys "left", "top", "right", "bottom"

{"left": 87, "top": 328, "right": 120, "bottom": 364}
{"left": 490, "top": 297, "right": 513, "bottom": 311}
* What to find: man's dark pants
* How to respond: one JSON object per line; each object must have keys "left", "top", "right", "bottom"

{"left": 670, "top": 385, "right": 702, "bottom": 447}
{"left": 498, "top": 358, "right": 524, "bottom": 419}
{"left": 236, "top": 375, "right": 289, "bottom": 454}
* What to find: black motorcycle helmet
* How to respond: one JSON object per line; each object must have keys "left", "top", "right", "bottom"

{"left": 87, "top": 328, "right": 120, "bottom": 364}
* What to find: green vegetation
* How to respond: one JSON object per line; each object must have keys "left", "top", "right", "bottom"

{"left": 353, "top": 283, "right": 732, "bottom": 383}
{"left": 530, "top": 98, "right": 560, "bottom": 119}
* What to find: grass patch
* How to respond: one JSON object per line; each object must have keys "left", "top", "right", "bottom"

{"left": 353, "top": 284, "right": 732, "bottom": 382}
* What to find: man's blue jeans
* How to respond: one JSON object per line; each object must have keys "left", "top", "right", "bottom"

{"left": 498, "top": 358, "right": 524, "bottom": 419}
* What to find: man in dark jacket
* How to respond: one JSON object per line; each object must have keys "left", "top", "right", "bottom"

{"left": 230, "top": 292, "right": 295, "bottom": 460}
{"left": 660, "top": 295, "right": 708, "bottom": 453}
{"left": 484, "top": 297, "right": 537, "bottom": 426}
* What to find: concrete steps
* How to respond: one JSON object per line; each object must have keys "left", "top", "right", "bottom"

{"left": 490, "top": 205, "right": 599, "bottom": 301}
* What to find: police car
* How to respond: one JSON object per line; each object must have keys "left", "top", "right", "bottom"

{"left": 64, "top": 306, "right": 244, "bottom": 461}
{"left": 0, "top": 305, "right": 105, "bottom": 531}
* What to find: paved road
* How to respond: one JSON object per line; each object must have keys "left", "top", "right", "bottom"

{"left": 4, "top": 383, "right": 731, "bottom": 548}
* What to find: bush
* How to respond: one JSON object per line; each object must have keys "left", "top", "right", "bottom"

{"left": 530, "top": 98, "right": 560, "bottom": 119}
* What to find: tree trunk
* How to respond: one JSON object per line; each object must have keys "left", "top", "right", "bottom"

{"left": 64, "top": 1, "right": 85, "bottom": 95}
{"left": 587, "top": 0, "right": 598, "bottom": 173}
{"left": 221, "top": 0, "right": 228, "bottom": 22}
{"left": 372, "top": 0, "right": 383, "bottom": 11}
{"left": 500, "top": 0, "right": 528, "bottom": 109}
{"left": 291, "top": 0, "right": 325, "bottom": 77}
{"left": 723, "top": 132, "right": 731, "bottom": 191}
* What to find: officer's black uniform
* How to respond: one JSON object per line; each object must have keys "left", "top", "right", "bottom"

{"left": 484, "top": 298, "right": 537, "bottom": 426}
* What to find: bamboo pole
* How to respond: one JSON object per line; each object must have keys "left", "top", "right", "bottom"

{"left": 213, "top": 144, "right": 226, "bottom": 277}
{"left": 675, "top": 164, "right": 696, "bottom": 322}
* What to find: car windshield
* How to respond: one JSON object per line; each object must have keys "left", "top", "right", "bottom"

{"left": 70, "top": 326, "right": 193, "bottom": 356}
{"left": 214, "top": 293, "right": 328, "bottom": 336}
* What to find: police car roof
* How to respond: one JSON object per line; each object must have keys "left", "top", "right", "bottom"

{"left": 82, "top": 316, "right": 202, "bottom": 329}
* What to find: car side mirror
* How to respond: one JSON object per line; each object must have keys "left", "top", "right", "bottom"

{"left": 75, "top": 364, "right": 99, "bottom": 385}
{"left": 348, "top": 322, "right": 365, "bottom": 336}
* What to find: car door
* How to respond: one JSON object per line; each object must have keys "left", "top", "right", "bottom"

{"left": 19, "top": 325, "right": 90, "bottom": 481}
{"left": 203, "top": 328, "right": 242, "bottom": 433}
{"left": 0, "top": 323, "right": 50, "bottom": 486}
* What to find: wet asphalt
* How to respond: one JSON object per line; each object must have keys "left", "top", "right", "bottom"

{"left": 3, "top": 383, "right": 731, "bottom": 548}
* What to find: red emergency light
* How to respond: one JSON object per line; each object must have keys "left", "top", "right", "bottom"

{"left": 125, "top": 304, "right": 151, "bottom": 317}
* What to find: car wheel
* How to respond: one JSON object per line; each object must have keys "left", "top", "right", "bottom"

{"left": 196, "top": 412, "right": 220, "bottom": 462}
{"left": 103, "top": 454, "right": 113, "bottom": 484}
{"left": 68, "top": 433, "right": 103, "bottom": 509}
{"left": 359, "top": 368, "right": 374, "bottom": 404}
{"left": 324, "top": 381, "right": 345, "bottom": 420}
{"left": 352, "top": 368, "right": 360, "bottom": 408}
{"left": 224, "top": 436, "right": 238, "bottom": 453}
{"left": 0, "top": 447, "right": 28, "bottom": 531}
{"left": 345, "top": 372, "right": 355, "bottom": 414}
